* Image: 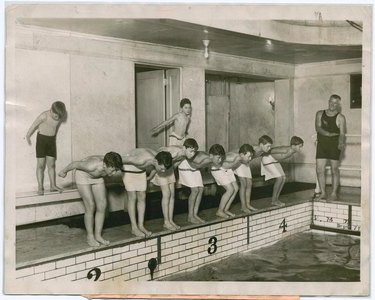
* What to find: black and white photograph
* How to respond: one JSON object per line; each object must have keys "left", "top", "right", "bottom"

{"left": 4, "top": 3, "right": 371, "bottom": 297}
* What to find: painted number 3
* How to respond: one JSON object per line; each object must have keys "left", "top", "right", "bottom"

{"left": 208, "top": 236, "right": 218, "bottom": 255}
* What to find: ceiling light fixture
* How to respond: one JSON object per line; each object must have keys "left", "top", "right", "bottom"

{"left": 202, "top": 39, "right": 210, "bottom": 59}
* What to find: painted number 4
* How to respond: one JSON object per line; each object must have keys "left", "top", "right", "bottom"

{"left": 279, "top": 218, "right": 288, "bottom": 233}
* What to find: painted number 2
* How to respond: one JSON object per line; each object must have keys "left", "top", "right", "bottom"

{"left": 87, "top": 267, "right": 102, "bottom": 281}
{"left": 208, "top": 236, "right": 218, "bottom": 255}
{"left": 279, "top": 218, "right": 288, "bottom": 233}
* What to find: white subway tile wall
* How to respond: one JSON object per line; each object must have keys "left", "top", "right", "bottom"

{"left": 16, "top": 201, "right": 359, "bottom": 282}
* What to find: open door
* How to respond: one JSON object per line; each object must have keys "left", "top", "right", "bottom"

{"left": 136, "top": 67, "right": 180, "bottom": 149}
{"left": 165, "top": 69, "right": 181, "bottom": 138}
{"left": 136, "top": 70, "right": 165, "bottom": 149}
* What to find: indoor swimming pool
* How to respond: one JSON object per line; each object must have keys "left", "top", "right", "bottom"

{"left": 162, "top": 230, "right": 360, "bottom": 281}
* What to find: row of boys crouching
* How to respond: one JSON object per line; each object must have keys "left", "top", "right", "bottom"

{"left": 58, "top": 135, "right": 303, "bottom": 247}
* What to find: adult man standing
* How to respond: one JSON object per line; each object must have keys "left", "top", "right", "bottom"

{"left": 315, "top": 94, "right": 346, "bottom": 200}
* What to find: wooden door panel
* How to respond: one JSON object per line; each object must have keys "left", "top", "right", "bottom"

{"left": 136, "top": 70, "right": 165, "bottom": 149}
{"left": 206, "top": 95, "right": 229, "bottom": 150}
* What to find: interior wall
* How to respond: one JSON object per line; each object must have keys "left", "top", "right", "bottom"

{"left": 14, "top": 49, "right": 135, "bottom": 193}
{"left": 15, "top": 49, "right": 72, "bottom": 192}
{"left": 182, "top": 67, "right": 206, "bottom": 151}
{"left": 229, "top": 81, "right": 275, "bottom": 149}
{"left": 205, "top": 79, "right": 230, "bottom": 150}
{"left": 293, "top": 71, "right": 361, "bottom": 186}
{"left": 205, "top": 76, "right": 275, "bottom": 177}
{"left": 274, "top": 79, "right": 294, "bottom": 146}
{"left": 70, "top": 55, "right": 135, "bottom": 160}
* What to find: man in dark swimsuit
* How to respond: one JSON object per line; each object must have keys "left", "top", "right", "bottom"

{"left": 315, "top": 94, "right": 346, "bottom": 200}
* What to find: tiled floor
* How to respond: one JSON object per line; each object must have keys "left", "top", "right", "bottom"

{"left": 16, "top": 185, "right": 360, "bottom": 267}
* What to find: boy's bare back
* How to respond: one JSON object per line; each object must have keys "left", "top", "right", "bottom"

{"left": 79, "top": 156, "right": 107, "bottom": 177}
{"left": 187, "top": 151, "right": 212, "bottom": 169}
{"left": 158, "top": 145, "right": 184, "bottom": 160}
{"left": 269, "top": 145, "right": 297, "bottom": 161}
{"left": 222, "top": 152, "right": 242, "bottom": 170}
{"left": 123, "top": 148, "right": 157, "bottom": 168}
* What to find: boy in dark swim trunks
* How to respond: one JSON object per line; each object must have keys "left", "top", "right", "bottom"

{"left": 26, "top": 101, "right": 66, "bottom": 195}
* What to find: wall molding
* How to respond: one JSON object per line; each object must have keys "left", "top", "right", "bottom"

{"left": 15, "top": 24, "right": 295, "bottom": 79}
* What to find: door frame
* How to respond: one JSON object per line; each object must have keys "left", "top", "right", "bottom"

{"left": 135, "top": 63, "right": 182, "bottom": 148}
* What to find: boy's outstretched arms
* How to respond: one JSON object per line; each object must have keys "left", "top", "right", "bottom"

{"left": 150, "top": 114, "right": 178, "bottom": 135}
{"left": 58, "top": 161, "right": 92, "bottom": 178}
{"left": 122, "top": 149, "right": 158, "bottom": 169}
{"left": 187, "top": 153, "right": 212, "bottom": 169}
{"left": 270, "top": 146, "right": 296, "bottom": 161}
{"left": 147, "top": 169, "right": 157, "bottom": 181}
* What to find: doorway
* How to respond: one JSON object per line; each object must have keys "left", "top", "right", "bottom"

{"left": 135, "top": 65, "right": 180, "bottom": 149}
{"left": 205, "top": 73, "right": 275, "bottom": 151}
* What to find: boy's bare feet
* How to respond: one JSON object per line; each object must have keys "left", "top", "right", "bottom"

{"left": 241, "top": 207, "right": 251, "bottom": 213}
{"left": 225, "top": 211, "right": 235, "bottom": 217}
{"left": 139, "top": 226, "right": 152, "bottom": 237}
{"left": 329, "top": 193, "right": 338, "bottom": 201}
{"left": 131, "top": 228, "right": 145, "bottom": 237}
{"left": 37, "top": 189, "right": 44, "bottom": 196}
{"left": 50, "top": 185, "right": 63, "bottom": 193}
{"left": 216, "top": 211, "right": 229, "bottom": 219}
{"left": 194, "top": 216, "right": 205, "bottom": 224}
{"left": 188, "top": 216, "right": 200, "bottom": 224}
{"left": 318, "top": 193, "right": 327, "bottom": 200}
{"left": 95, "top": 235, "right": 110, "bottom": 246}
{"left": 171, "top": 222, "right": 181, "bottom": 230}
{"left": 163, "top": 222, "right": 176, "bottom": 231}
{"left": 87, "top": 236, "right": 100, "bottom": 247}
{"left": 271, "top": 200, "right": 285, "bottom": 207}
{"left": 248, "top": 205, "right": 258, "bottom": 211}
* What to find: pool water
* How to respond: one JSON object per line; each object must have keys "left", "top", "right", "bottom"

{"left": 162, "top": 231, "right": 360, "bottom": 281}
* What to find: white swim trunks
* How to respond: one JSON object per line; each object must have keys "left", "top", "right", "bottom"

{"left": 261, "top": 155, "right": 285, "bottom": 181}
{"left": 211, "top": 167, "right": 236, "bottom": 186}
{"left": 178, "top": 159, "right": 203, "bottom": 187}
{"left": 169, "top": 132, "right": 186, "bottom": 146}
{"left": 151, "top": 167, "right": 176, "bottom": 186}
{"left": 75, "top": 170, "right": 104, "bottom": 185}
{"left": 122, "top": 165, "right": 147, "bottom": 192}
{"left": 234, "top": 163, "right": 252, "bottom": 179}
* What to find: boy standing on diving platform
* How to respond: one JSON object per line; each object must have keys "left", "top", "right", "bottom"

{"left": 151, "top": 98, "right": 192, "bottom": 146}
{"left": 26, "top": 101, "right": 67, "bottom": 195}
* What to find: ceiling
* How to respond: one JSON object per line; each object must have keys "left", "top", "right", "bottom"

{"left": 19, "top": 18, "right": 362, "bottom": 65}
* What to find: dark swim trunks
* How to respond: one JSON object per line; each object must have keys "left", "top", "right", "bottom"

{"left": 36, "top": 132, "right": 56, "bottom": 158}
{"left": 316, "top": 135, "right": 340, "bottom": 160}
{"left": 316, "top": 110, "right": 341, "bottom": 160}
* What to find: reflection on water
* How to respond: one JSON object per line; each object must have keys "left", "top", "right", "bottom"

{"left": 163, "top": 231, "right": 360, "bottom": 281}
